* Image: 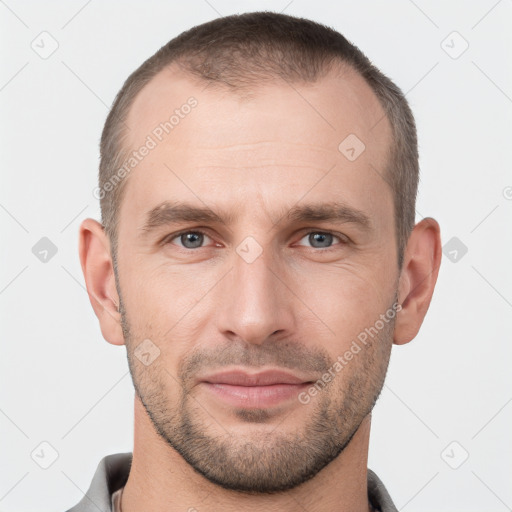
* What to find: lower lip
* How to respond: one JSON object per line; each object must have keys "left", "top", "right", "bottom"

{"left": 201, "top": 382, "right": 310, "bottom": 408}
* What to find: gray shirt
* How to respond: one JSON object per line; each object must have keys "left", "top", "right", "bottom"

{"left": 65, "top": 452, "right": 398, "bottom": 512}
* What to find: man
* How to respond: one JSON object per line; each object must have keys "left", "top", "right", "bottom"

{"left": 70, "top": 11, "right": 441, "bottom": 512}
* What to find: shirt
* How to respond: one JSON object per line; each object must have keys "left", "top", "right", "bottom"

{"left": 64, "top": 452, "right": 398, "bottom": 512}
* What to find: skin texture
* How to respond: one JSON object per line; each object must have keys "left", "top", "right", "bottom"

{"left": 79, "top": 63, "right": 442, "bottom": 512}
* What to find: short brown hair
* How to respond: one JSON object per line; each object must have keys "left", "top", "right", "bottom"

{"left": 99, "top": 11, "right": 418, "bottom": 270}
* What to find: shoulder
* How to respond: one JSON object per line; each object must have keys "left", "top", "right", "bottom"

{"left": 64, "top": 452, "right": 132, "bottom": 512}
{"left": 367, "top": 468, "right": 398, "bottom": 512}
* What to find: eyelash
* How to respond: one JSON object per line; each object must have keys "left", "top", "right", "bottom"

{"left": 163, "top": 229, "right": 349, "bottom": 251}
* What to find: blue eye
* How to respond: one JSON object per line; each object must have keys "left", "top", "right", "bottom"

{"left": 169, "top": 231, "right": 212, "bottom": 249}
{"left": 164, "top": 230, "right": 346, "bottom": 251}
{"left": 297, "top": 231, "right": 344, "bottom": 249}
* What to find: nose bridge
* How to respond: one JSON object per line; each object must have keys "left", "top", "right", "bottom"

{"left": 216, "top": 240, "right": 290, "bottom": 345}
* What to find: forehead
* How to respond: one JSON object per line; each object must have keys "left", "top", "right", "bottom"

{"left": 126, "top": 62, "right": 391, "bottom": 150}
{"left": 119, "top": 62, "right": 393, "bottom": 230}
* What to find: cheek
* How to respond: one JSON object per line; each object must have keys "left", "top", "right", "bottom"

{"left": 127, "top": 262, "right": 204, "bottom": 317}
{"left": 123, "top": 264, "right": 216, "bottom": 357}
{"left": 292, "top": 264, "right": 392, "bottom": 345}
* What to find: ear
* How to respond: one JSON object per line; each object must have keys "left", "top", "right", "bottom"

{"left": 394, "top": 217, "right": 442, "bottom": 345}
{"left": 78, "top": 218, "right": 125, "bottom": 346}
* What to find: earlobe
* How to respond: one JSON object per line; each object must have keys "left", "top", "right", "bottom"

{"left": 78, "top": 218, "right": 125, "bottom": 346}
{"left": 393, "top": 217, "right": 442, "bottom": 346}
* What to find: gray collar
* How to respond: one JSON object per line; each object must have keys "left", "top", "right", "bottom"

{"left": 66, "top": 452, "right": 398, "bottom": 512}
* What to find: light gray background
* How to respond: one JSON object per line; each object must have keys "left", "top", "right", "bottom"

{"left": 1, "top": 1, "right": 511, "bottom": 511}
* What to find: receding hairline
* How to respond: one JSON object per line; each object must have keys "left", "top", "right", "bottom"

{"left": 119, "top": 57, "right": 393, "bottom": 177}
{"left": 100, "top": 12, "right": 416, "bottom": 272}
{"left": 107, "top": 57, "right": 398, "bottom": 270}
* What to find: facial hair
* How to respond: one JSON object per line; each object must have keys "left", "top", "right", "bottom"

{"left": 118, "top": 291, "right": 396, "bottom": 494}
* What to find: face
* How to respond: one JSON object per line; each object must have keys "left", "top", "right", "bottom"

{"left": 114, "top": 64, "right": 399, "bottom": 493}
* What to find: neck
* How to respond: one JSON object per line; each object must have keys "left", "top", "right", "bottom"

{"left": 121, "top": 396, "right": 373, "bottom": 512}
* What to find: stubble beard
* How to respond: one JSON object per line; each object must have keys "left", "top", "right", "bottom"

{"left": 119, "top": 293, "right": 395, "bottom": 494}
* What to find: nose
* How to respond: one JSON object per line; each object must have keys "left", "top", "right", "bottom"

{"left": 215, "top": 245, "right": 294, "bottom": 346}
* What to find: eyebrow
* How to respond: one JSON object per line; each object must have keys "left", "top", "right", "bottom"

{"left": 139, "top": 199, "right": 372, "bottom": 237}
{"left": 283, "top": 202, "right": 371, "bottom": 230}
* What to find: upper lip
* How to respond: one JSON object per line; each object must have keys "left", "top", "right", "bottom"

{"left": 200, "top": 369, "right": 313, "bottom": 386}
